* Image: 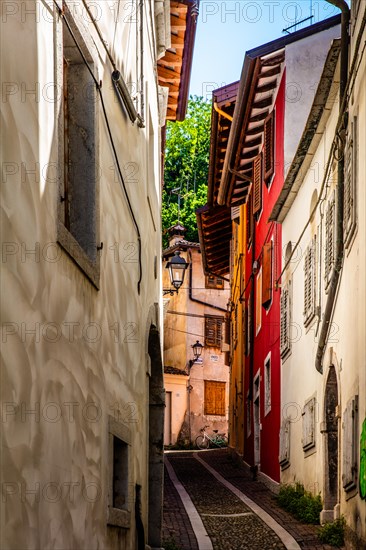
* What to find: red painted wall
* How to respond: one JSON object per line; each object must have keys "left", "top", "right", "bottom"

{"left": 243, "top": 72, "right": 285, "bottom": 483}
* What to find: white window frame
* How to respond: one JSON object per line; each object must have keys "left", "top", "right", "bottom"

{"left": 255, "top": 268, "right": 262, "bottom": 336}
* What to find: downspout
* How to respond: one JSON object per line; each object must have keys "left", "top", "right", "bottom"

{"left": 213, "top": 102, "right": 233, "bottom": 122}
{"left": 188, "top": 249, "right": 227, "bottom": 313}
{"left": 315, "top": 0, "right": 350, "bottom": 373}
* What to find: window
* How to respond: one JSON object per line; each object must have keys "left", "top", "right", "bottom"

{"left": 255, "top": 269, "right": 262, "bottom": 335}
{"left": 302, "top": 397, "right": 316, "bottom": 452}
{"left": 57, "top": 5, "right": 100, "bottom": 287}
{"left": 263, "top": 111, "right": 275, "bottom": 184}
{"left": 325, "top": 192, "right": 336, "bottom": 286}
{"left": 108, "top": 416, "right": 131, "bottom": 528}
{"left": 113, "top": 437, "right": 129, "bottom": 509}
{"left": 204, "top": 315, "right": 223, "bottom": 348}
{"left": 342, "top": 395, "right": 359, "bottom": 492}
{"left": 205, "top": 274, "right": 224, "bottom": 290}
{"left": 246, "top": 192, "right": 253, "bottom": 249}
{"left": 253, "top": 154, "right": 262, "bottom": 216}
{"left": 262, "top": 241, "right": 273, "bottom": 309}
{"left": 280, "top": 282, "right": 292, "bottom": 358}
{"left": 304, "top": 236, "right": 317, "bottom": 326}
{"left": 279, "top": 419, "right": 290, "bottom": 469}
{"left": 204, "top": 381, "right": 226, "bottom": 416}
{"left": 344, "top": 117, "right": 358, "bottom": 249}
{"left": 264, "top": 354, "right": 271, "bottom": 416}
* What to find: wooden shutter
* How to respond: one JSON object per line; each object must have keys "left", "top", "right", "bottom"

{"left": 264, "top": 112, "right": 275, "bottom": 184}
{"left": 253, "top": 154, "right": 262, "bottom": 215}
{"left": 279, "top": 419, "right": 290, "bottom": 468}
{"left": 302, "top": 398, "right": 316, "bottom": 451}
{"left": 344, "top": 117, "right": 357, "bottom": 248}
{"left": 262, "top": 241, "right": 273, "bottom": 308}
{"left": 206, "top": 275, "right": 224, "bottom": 289}
{"left": 325, "top": 192, "right": 335, "bottom": 285}
{"left": 344, "top": 128, "right": 353, "bottom": 240}
{"left": 231, "top": 205, "right": 240, "bottom": 220}
{"left": 304, "top": 237, "right": 316, "bottom": 324}
{"left": 280, "top": 282, "right": 291, "bottom": 357}
{"left": 204, "top": 316, "right": 223, "bottom": 348}
{"left": 342, "top": 395, "right": 358, "bottom": 491}
{"left": 204, "top": 381, "right": 225, "bottom": 416}
{"left": 246, "top": 192, "right": 253, "bottom": 248}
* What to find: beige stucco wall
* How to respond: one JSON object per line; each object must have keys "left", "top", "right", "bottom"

{"left": 163, "top": 246, "right": 230, "bottom": 443}
{"left": 1, "top": 1, "right": 166, "bottom": 549}
{"left": 164, "top": 374, "right": 188, "bottom": 445}
{"left": 280, "top": 20, "right": 366, "bottom": 545}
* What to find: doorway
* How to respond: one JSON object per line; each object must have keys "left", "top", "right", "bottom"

{"left": 323, "top": 366, "right": 339, "bottom": 515}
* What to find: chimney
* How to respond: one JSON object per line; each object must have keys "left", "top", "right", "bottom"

{"left": 168, "top": 224, "right": 186, "bottom": 247}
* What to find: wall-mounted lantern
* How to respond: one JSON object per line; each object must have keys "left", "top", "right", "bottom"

{"left": 163, "top": 251, "right": 189, "bottom": 295}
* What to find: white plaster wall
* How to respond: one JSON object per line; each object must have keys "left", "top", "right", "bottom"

{"left": 281, "top": 39, "right": 366, "bottom": 542}
{"left": 0, "top": 1, "right": 165, "bottom": 548}
{"left": 284, "top": 24, "right": 341, "bottom": 176}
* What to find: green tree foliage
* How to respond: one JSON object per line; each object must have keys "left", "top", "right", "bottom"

{"left": 162, "top": 96, "right": 211, "bottom": 247}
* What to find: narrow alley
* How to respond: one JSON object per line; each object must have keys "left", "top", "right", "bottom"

{"left": 163, "top": 450, "right": 341, "bottom": 550}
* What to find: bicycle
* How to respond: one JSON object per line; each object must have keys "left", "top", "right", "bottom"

{"left": 195, "top": 425, "right": 228, "bottom": 449}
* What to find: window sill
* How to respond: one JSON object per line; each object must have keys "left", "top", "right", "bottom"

{"left": 107, "top": 507, "right": 131, "bottom": 529}
{"left": 57, "top": 221, "right": 100, "bottom": 289}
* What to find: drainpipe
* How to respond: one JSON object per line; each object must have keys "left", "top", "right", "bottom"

{"left": 315, "top": 0, "right": 350, "bottom": 373}
{"left": 188, "top": 249, "right": 227, "bottom": 313}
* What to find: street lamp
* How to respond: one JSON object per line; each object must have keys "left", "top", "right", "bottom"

{"left": 192, "top": 340, "right": 204, "bottom": 362}
{"left": 163, "top": 251, "right": 189, "bottom": 295}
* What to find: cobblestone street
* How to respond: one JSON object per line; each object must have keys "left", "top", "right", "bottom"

{"left": 163, "top": 450, "right": 343, "bottom": 550}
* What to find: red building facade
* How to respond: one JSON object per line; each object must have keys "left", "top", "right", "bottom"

{"left": 243, "top": 73, "right": 285, "bottom": 482}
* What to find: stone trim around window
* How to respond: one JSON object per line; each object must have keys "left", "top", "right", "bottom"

{"left": 107, "top": 415, "right": 132, "bottom": 529}
{"left": 55, "top": 3, "right": 101, "bottom": 288}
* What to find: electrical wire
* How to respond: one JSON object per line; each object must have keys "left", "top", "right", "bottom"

{"left": 54, "top": 0, "right": 142, "bottom": 293}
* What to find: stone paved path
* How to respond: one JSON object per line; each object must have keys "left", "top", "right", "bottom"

{"left": 163, "top": 449, "right": 343, "bottom": 550}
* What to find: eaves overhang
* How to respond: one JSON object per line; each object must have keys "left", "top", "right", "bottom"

{"left": 218, "top": 14, "right": 341, "bottom": 208}
{"left": 196, "top": 204, "right": 232, "bottom": 276}
{"left": 208, "top": 81, "right": 239, "bottom": 207}
{"left": 269, "top": 39, "right": 341, "bottom": 223}
{"left": 158, "top": 0, "right": 199, "bottom": 122}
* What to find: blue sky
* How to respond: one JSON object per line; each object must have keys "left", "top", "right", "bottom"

{"left": 189, "top": 0, "right": 343, "bottom": 98}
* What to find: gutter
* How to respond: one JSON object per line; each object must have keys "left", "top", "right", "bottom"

{"left": 315, "top": 0, "right": 350, "bottom": 373}
{"left": 188, "top": 249, "right": 227, "bottom": 313}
